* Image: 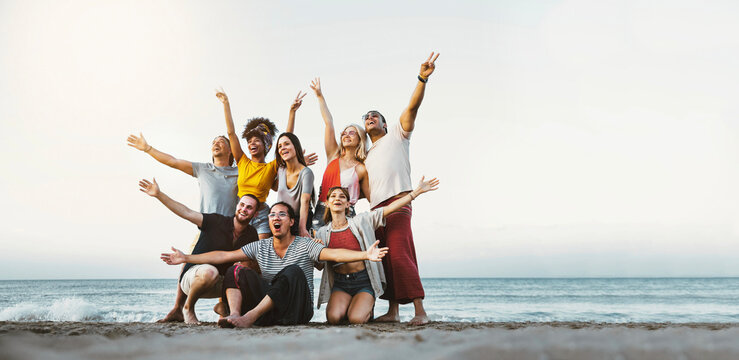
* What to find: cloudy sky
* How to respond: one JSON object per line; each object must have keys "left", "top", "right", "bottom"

{"left": 1, "top": 0, "right": 737, "bottom": 279}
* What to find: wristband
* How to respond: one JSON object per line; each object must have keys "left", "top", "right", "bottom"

{"left": 418, "top": 75, "right": 428, "bottom": 83}
{"left": 145, "top": 145, "right": 152, "bottom": 152}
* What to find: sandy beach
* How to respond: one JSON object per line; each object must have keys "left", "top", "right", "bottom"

{"left": 2, "top": 321, "right": 738, "bottom": 360}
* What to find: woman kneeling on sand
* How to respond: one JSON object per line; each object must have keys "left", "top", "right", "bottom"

{"left": 314, "top": 176, "right": 439, "bottom": 324}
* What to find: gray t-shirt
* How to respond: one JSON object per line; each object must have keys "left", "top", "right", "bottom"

{"left": 241, "top": 236, "right": 325, "bottom": 303}
{"left": 192, "top": 162, "right": 238, "bottom": 216}
{"left": 276, "top": 166, "right": 315, "bottom": 216}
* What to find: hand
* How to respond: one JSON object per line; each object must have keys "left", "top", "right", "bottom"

{"left": 303, "top": 150, "right": 318, "bottom": 166}
{"left": 215, "top": 88, "right": 229, "bottom": 104}
{"left": 419, "top": 52, "right": 440, "bottom": 79}
{"left": 414, "top": 176, "right": 440, "bottom": 196}
{"left": 160, "top": 247, "right": 186, "bottom": 265}
{"left": 127, "top": 132, "right": 149, "bottom": 152}
{"left": 300, "top": 226, "right": 310, "bottom": 238}
{"left": 139, "top": 178, "right": 160, "bottom": 197}
{"left": 366, "top": 240, "right": 389, "bottom": 262}
{"left": 309, "top": 77, "right": 322, "bottom": 97}
{"left": 312, "top": 237, "right": 324, "bottom": 245}
{"left": 290, "top": 91, "right": 307, "bottom": 112}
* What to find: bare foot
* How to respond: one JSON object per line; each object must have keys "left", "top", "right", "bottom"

{"left": 229, "top": 312, "right": 258, "bottom": 328}
{"left": 213, "top": 301, "right": 228, "bottom": 317}
{"left": 156, "top": 307, "right": 184, "bottom": 323}
{"left": 373, "top": 312, "right": 400, "bottom": 323}
{"left": 182, "top": 306, "right": 200, "bottom": 324}
{"left": 217, "top": 315, "right": 238, "bottom": 328}
{"left": 409, "top": 314, "right": 429, "bottom": 326}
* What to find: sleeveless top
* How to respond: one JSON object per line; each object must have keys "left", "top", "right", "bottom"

{"left": 327, "top": 226, "right": 361, "bottom": 252}
{"left": 318, "top": 158, "right": 360, "bottom": 205}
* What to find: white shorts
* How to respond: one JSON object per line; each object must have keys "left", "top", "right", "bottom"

{"left": 179, "top": 264, "right": 223, "bottom": 298}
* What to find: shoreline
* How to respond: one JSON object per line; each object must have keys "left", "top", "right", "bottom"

{"left": 2, "top": 321, "right": 739, "bottom": 359}
{"left": 2, "top": 320, "right": 739, "bottom": 336}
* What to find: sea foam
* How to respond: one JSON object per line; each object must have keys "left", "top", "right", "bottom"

{"left": 0, "top": 298, "right": 102, "bottom": 322}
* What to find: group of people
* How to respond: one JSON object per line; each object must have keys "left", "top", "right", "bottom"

{"left": 130, "top": 52, "right": 441, "bottom": 328}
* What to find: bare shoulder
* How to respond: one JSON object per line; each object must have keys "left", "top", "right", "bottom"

{"left": 355, "top": 162, "right": 368, "bottom": 177}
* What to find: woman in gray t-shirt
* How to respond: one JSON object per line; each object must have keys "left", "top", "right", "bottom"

{"left": 274, "top": 132, "right": 315, "bottom": 237}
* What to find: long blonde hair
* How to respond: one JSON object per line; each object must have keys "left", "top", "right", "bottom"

{"left": 338, "top": 124, "right": 368, "bottom": 162}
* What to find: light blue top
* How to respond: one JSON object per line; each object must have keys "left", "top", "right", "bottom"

{"left": 192, "top": 162, "right": 238, "bottom": 216}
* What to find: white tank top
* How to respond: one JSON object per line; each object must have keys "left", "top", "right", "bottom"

{"left": 340, "top": 165, "right": 360, "bottom": 205}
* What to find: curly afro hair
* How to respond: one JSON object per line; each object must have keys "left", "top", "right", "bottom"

{"left": 242, "top": 117, "right": 278, "bottom": 156}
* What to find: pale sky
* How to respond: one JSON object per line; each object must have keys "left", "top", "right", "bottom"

{"left": 1, "top": 0, "right": 738, "bottom": 279}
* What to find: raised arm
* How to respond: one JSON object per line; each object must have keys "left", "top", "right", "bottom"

{"left": 216, "top": 91, "right": 245, "bottom": 162}
{"left": 309, "top": 78, "right": 339, "bottom": 159}
{"left": 285, "top": 91, "right": 306, "bottom": 134}
{"left": 399, "top": 52, "right": 440, "bottom": 133}
{"left": 382, "top": 176, "right": 439, "bottom": 218}
{"left": 127, "top": 133, "right": 193, "bottom": 176}
{"left": 139, "top": 178, "right": 203, "bottom": 227}
{"left": 161, "top": 247, "right": 246, "bottom": 266}
{"left": 357, "top": 163, "right": 371, "bottom": 202}
{"left": 318, "top": 240, "right": 388, "bottom": 262}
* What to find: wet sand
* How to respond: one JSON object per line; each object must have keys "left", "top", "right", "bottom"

{"left": 2, "top": 321, "right": 738, "bottom": 359}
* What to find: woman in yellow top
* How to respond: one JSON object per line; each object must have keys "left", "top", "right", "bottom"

{"left": 217, "top": 90, "right": 308, "bottom": 239}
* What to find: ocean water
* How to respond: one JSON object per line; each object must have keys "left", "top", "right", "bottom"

{"left": 1, "top": 278, "right": 738, "bottom": 323}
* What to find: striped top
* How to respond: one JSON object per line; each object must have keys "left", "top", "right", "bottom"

{"left": 241, "top": 236, "right": 325, "bottom": 303}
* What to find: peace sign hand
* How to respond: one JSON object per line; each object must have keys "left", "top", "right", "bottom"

{"left": 309, "top": 78, "right": 322, "bottom": 97}
{"left": 290, "top": 91, "right": 307, "bottom": 112}
{"left": 419, "top": 52, "right": 440, "bottom": 79}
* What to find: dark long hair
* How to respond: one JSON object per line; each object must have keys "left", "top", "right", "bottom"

{"left": 275, "top": 132, "right": 307, "bottom": 168}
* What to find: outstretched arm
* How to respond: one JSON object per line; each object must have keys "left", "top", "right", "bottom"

{"left": 139, "top": 178, "right": 203, "bottom": 227}
{"left": 318, "top": 240, "right": 388, "bottom": 262}
{"left": 310, "top": 78, "right": 339, "bottom": 159}
{"left": 216, "top": 90, "right": 245, "bottom": 162}
{"left": 382, "top": 176, "right": 439, "bottom": 218}
{"left": 399, "top": 52, "right": 440, "bottom": 133}
{"left": 127, "top": 133, "right": 193, "bottom": 176}
{"left": 285, "top": 91, "right": 306, "bottom": 134}
{"left": 161, "top": 247, "right": 246, "bottom": 265}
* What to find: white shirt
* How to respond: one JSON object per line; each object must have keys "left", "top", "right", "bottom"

{"left": 365, "top": 122, "right": 412, "bottom": 208}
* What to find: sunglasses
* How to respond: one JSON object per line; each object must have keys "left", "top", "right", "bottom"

{"left": 362, "top": 112, "right": 382, "bottom": 121}
{"left": 341, "top": 130, "right": 357, "bottom": 137}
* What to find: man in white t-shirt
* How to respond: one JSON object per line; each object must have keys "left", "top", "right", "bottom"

{"left": 363, "top": 52, "right": 439, "bottom": 326}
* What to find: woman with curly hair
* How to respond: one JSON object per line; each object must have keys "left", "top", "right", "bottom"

{"left": 308, "top": 78, "right": 371, "bottom": 228}
{"left": 217, "top": 90, "right": 308, "bottom": 239}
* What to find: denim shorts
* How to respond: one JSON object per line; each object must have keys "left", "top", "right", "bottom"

{"left": 313, "top": 202, "right": 357, "bottom": 229}
{"left": 250, "top": 203, "right": 270, "bottom": 235}
{"left": 332, "top": 269, "right": 374, "bottom": 297}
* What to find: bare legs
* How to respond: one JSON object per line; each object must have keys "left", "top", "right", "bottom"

{"left": 227, "top": 293, "right": 274, "bottom": 328}
{"left": 326, "top": 291, "right": 374, "bottom": 325}
{"left": 375, "top": 298, "right": 428, "bottom": 325}
{"left": 409, "top": 298, "right": 429, "bottom": 325}
{"left": 182, "top": 266, "right": 219, "bottom": 324}
{"left": 157, "top": 281, "right": 186, "bottom": 323}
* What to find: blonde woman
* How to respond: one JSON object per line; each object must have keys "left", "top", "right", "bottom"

{"left": 309, "top": 78, "right": 371, "bottom": 228}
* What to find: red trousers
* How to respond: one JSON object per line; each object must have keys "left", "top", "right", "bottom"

{"left": 373, "top": 196, "right": 424, "bottom": 304}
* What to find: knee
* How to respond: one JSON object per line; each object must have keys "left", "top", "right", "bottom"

{"left": 347, "top": 312, "right": 370, "bottom": 325}
{"left": 326, "top": 309, "right": 344, "bottom": 325}
{"left": 280, "top": 264, "right": 303, "bottom": 279}
{"left": 196, "top": 266, "right": 219, "bottom": 283}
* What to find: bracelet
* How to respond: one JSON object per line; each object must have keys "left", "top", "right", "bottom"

{"left": 409, "top": 191, "right": 416, "bottom": 200}
{"left": 417, "top": 75, "right": 428, "bottom": 83}
{"left": 145, "top": 145, "right": 152, "bottom": 152}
